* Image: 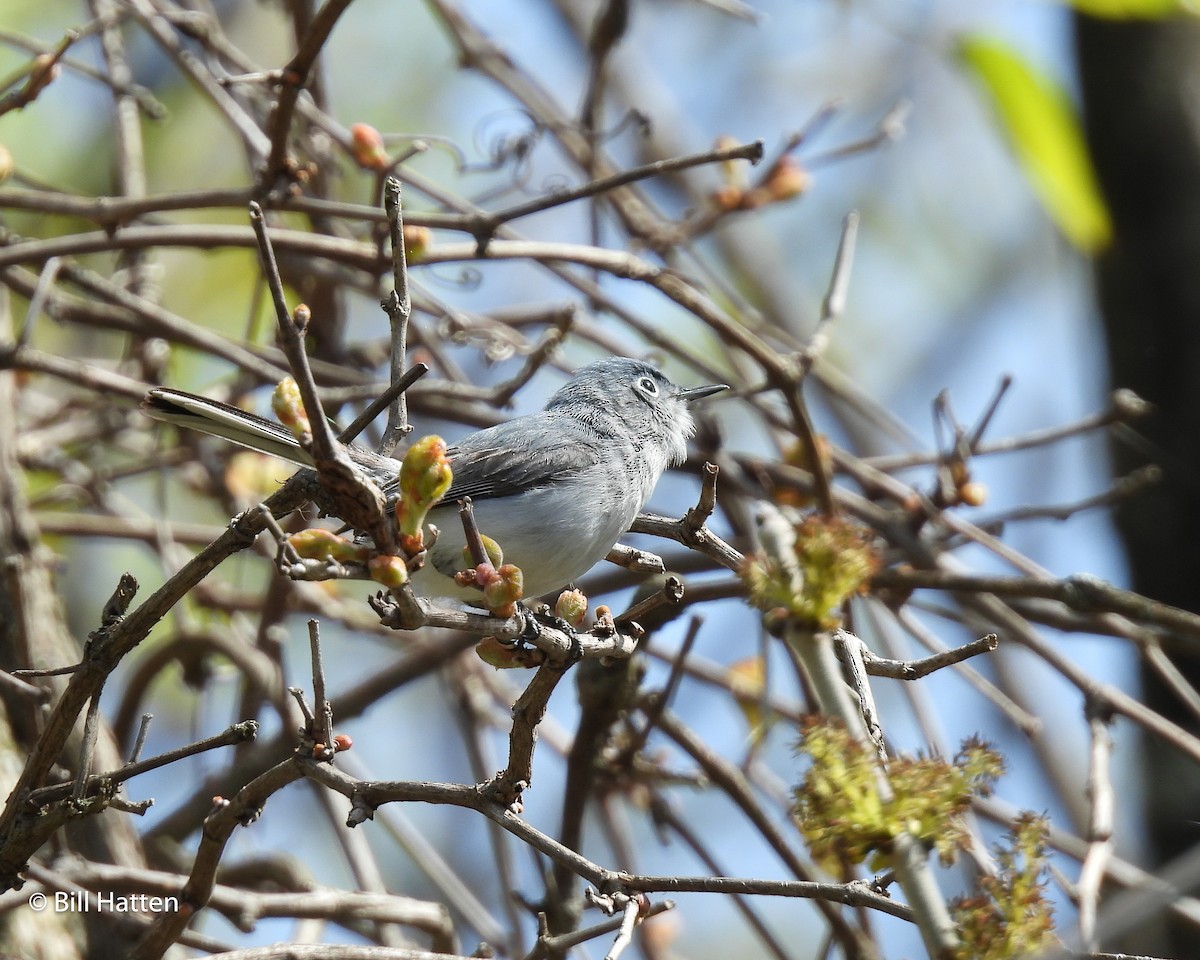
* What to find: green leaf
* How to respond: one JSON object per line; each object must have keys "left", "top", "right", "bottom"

{"left": 1067, "top": 0, "right": 1196, "bottom": 18}
{"left": 959, "top": 35, "right": 1112, "bottom": 253}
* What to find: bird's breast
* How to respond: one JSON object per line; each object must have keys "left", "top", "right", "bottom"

{"left": 419, "top": 453, "right": 661, "bottom": 600}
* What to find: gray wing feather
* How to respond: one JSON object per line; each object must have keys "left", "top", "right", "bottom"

{"left": 442, "top": 413, "right": 605, "bottom": 502}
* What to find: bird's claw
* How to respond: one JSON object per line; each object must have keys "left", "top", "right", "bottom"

{"left": 513, "top": 605, "right": 582, "bottom": 663}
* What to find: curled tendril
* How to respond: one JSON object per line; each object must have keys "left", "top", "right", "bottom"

{"left": 539, "top": 172, "right": 572, "bottom": 195}
{"left": 388, "top": 133, "right": 468, "bottom": 171}
{"left": 436, "top": 312, "right": 533, "bottom": 363}
{"left": 468, "top": 108, "right": 545, "bottom": 180}
{"left": 424, "top": 264, "right": 483, "bottom": 292}
{"left": 597, "top": 108, "right": 652, "bottom": 145}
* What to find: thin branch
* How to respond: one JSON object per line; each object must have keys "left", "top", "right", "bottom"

{"left": 304, "top": 757, "right": 911, "bottom": 923}
{"left": 847, "top": 631, "right": 1000, "bottom": 681}
{"left": 338, "top": 362, "right": 429, "bottom": 444}
{"left": 620, "top": 615, "right": 702, "bottom": 762}
{"left": 524, "top": 899, "right": 674, "bottom": 960}
{"left": 27, "top": 721, "right": 260, "bottom": 806}
{"left": 248, "top": 202, "right": 394, "bottom": 550}
{"left": 308, "top": 619, "right": 334, "bottom": 752}
{"left": 862, "top": 388, "right": 1152, "bottom": 473}
{"left": 467, "top": 138, "right": 764, "bottom": 251}
{"left": 1077, "top": 699, "right": 1115, "bottom": 951}
{"left": 0, "top": 29, "right": 76, "bottom": 115}
{"left": 260, "top": 0, "right": 355, "bottom": 186}
{"left": 128, "top": 759, "right": 306, "bottom": 960}
{"left": 800, "top": 209, "right": 858, "bottom": 373}
{"left": 70, "top": 694, "right": 103, "bottom": 802}
{"left": 380, "top": 176, "right": 413, "bottom": 454}
{"left": 602, "top": 894, "right": 640, "bottom": 960}
{"left": 127, "top": 713, "right": 153, "bottom": 764}
{"left": 487, "top": 662, "right": 572, "bottom": 808}
{"left": 613, "top": 575, "right": 684, "bottom": 628}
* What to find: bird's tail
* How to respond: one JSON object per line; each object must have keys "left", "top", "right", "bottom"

{"left": 142, "top": 387, "right": 316, "bottom": 468}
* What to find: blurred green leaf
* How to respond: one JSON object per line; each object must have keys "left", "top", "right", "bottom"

{"left": 959, "top": 35, "right": 1112, "bottom": 253}
{"left": 1067, "top": 0, "right": 1196, "bottom": 17}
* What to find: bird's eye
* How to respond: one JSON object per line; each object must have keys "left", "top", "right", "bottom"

{"left": 637, "top": 375, "right": 659, "bottom": 396}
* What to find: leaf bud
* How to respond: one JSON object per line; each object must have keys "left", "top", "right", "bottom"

{"left": 271, "top": 376, "right": 310, "bottom": 440}
{"left": 368, "top": 554, "right": 410, "bottom": 589}
{"left": 288, "top": 528, "right": 369, "bottom": 563}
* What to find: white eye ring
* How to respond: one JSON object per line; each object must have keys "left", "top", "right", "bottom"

{"left": 637, "top": 375, "right": 659, "bottom": 396}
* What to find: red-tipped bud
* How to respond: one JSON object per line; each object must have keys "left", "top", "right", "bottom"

{"left": 332, "top": 733, "right": 353, "bottom": 751}
{"left": 350, "top": 122, "right": 389, "bottom": 171}
{"left": 959, "top": 481, "right": 988, "bottom": 507}
{"left": 288, "top": 528, "right": 370, "bottom": 563}
{"left": 398, "top": 531, "right": 425, "bottom": 557}
{"left": 368, "top": 554, "right": 409, "bottom": 589}
{"left": 483, "top": 563, "right": 523, "bottom": 617}
{"left": 593, "top": 604, "right": 616, "bottom": 636}
{"left": 475, "top": 561, "right": 500, "bottom": 584}
{"left": 764, "top": 155, "right": 811, "bottom": 202}
{"left": 453, "top": 567, "right": 482, "bottom": 588}
{"left": 271, "top": 376, "right": 310, "bottom": 440}
{"left": 711, "top": 184, "right": 744, "bottom": 211}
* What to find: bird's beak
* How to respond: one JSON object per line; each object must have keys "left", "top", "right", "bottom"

{"left": 676, "top": 382, "right": 728, "bottom": 402}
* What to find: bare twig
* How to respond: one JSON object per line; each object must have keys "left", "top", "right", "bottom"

{"left": 631, "top": 471, "right": 743, "bottom": 571}
{"left": 338, "top": 362, "right": 429, "bottom": 445}
{"left": 380, "top": 176, "right": 413, "bottom": 454}
{"left": 613, "top": 575, "right": 684, "bottom": 627}
{"left": 28, "top": 721, "right": 259, "bottom": 806}
{"left": 1078, "top": 698, "right": 1115, "bottom": 950}
{"left": 620, "top": 615, "right": 702, "bottom": 761}
{"left": 800, "top": 209, "right": 858, "bottom": 373}
{"left": 848, "top": 631, "right": 1000, "bottom": 681}
{"left": 602, "top": 894, "right": 641, "bottom": 960}
{"left": 0, "top": 30, "right": 76, "bottom": 115}
{"left": 260, "top": 0, "right": 355, "bottom": 186}
{"left": 467, "top": 139, "right": 764, "bottom": 252}
{"left": 128, "top": 759, "right": 305, "bottom": 960}
{"left": 127, "top": 714, "right": 153, "bottom": 764}
{"left": 70, "top": 694, "right": 103, "bottom": 802}
{"left": 308, "top": 620, "right": 334, "bottom": 752}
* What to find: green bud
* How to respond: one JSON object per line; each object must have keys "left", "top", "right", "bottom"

{"left": 368, "top": 554, "right": 409, "bottom": 589}
{"left": 271, "top": 376, "right": 310, "bottom": 439}
{"left": 288, "top": 528, "right": 369, "bottom": 563}
{"left": 483, "top": 563, "right": 523, "bottom": 617}
{"left": 396, "top": 435, "right": 452, "bottom": 539}
{"left": 554, "top": 588, "right": 588, "bottom": 628}
{"left": 461, "top": 533, "right": 504, "bottom": 569}
{"left": 475, "top": 636, "right": 524, "bottom": 669}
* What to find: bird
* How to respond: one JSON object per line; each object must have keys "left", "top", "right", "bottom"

{"left": 143, "top": 357, "right": 727, "bottom": 601}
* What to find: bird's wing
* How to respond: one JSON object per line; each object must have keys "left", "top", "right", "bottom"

{"left": 440, "top": 414, "right": 606, "bottom": 502}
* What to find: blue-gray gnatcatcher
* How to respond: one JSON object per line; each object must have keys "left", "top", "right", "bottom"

{"left": 143, "top": 357, "right": 727, "bottom": 600}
